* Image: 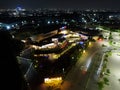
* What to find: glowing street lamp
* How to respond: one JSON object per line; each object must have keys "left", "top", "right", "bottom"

{"left": 89, "top": 42, "right": 91, "bottom": 46}
{"left": 83, "top": 50, "right": 86, "bottom": 53}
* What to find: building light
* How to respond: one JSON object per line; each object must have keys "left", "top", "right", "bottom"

{"left": 44, "top": 77, "right": 62, "bottom": 84}
{"left": 47, "top": 21, "right": 50, "bottom": 24}
{"left": 6, "top": 25, "right": 11, "bottom": 30}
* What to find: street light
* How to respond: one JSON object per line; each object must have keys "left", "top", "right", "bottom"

{"left": 83, "top": 50, "right": 86, "bottom": 53}
{"left": 89, "top": 42, "right": 91, "bottom": 46}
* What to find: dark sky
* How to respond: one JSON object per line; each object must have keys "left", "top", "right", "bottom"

{"left": 0, "top": 0, "right": 120, "bottom": 9}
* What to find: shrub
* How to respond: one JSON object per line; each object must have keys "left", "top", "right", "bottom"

{"left": 103, "top": 77, "right": 109, "bottom": 85}
{"left": 106, "top": 69, "right": 110, "bottom": 74}
{"left": 97, "top": 81, "right": 104, "bottom": 90}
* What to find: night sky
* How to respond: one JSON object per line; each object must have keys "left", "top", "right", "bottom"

{"left": 0, "top": 0, "right": 120, "bottom": 9}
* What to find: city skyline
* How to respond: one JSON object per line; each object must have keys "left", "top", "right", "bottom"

{"left": 0, "top": 0, "right": 120, "bottom": 9}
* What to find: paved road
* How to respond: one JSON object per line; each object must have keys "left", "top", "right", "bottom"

{"left": 61, "top": 41, "right": 103, "bottom": 90}
{"left": 85, "top": 52, "right": 104, "bottom": 90}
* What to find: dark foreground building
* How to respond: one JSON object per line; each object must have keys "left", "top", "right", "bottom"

{"left": 0, "top": 30, "right": 29, "bottom": 90}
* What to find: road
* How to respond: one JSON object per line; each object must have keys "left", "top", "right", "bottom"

{"left": 60, "top": 41, "right": 103, "bottom": 90}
